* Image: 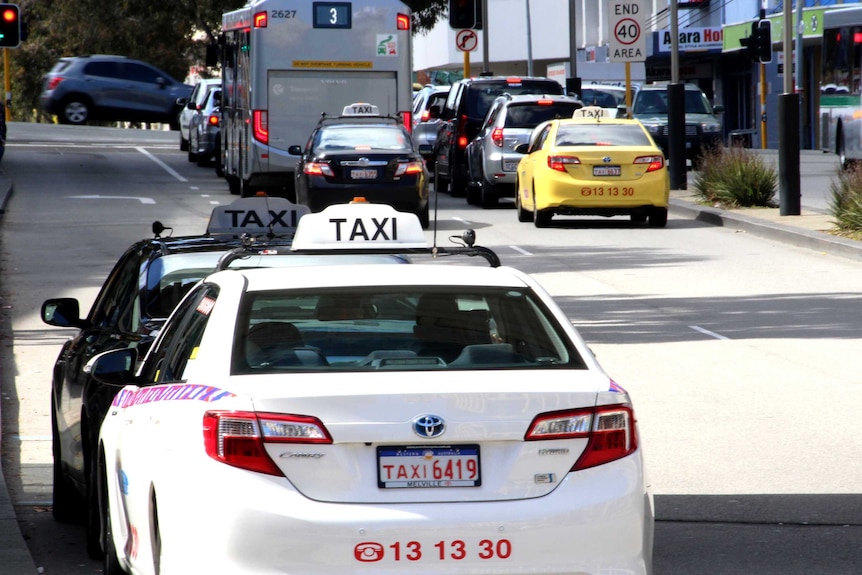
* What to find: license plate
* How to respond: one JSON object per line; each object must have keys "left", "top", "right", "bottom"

{"left": 593, "top": 165, "right": 621, "bottom": 176}
{"left": 351, "top": 169, "right": 378, "bottom": 179}
{"left": 503, "top": 160, "right": 519, "bottom": 171}
{"left": 377, "top": 445, "right": 481, "bottom": 488}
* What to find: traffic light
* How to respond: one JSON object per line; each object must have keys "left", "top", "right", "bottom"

{"left": 739, "top": 19, "right": 771, "bottom": 63}
{"left": 0, "top": 4, "right": 20, "bottom": 48}
{"left": 754, "top": 19, "right": 772, "bottom": 63}
{"left": 449, "top": 0, "right": 482, "bottom": 30}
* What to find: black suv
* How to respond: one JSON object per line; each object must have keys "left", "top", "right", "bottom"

{"left": 434, "top": 75, "right": 564, "bottom": 196}
{"left": 630, "top": 83, "right": 724, "bottom": 166}
{"left": 39, "top": 55, "right": 193, "bottom": 127}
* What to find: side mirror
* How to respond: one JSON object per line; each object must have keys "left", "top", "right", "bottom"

{"left": 427, "top": 106, "right": 440, "bottom": 120}
{"left": 41, "top": 298, "right": 87, "bottom": 329}
{"left": 84, "top": 348, "right": 138, "bottom": 387}
{"left": 176, "top": 97, "right": 188, "bottom": 107}
{"left": 417, "top": 144, "right": 433, "bottom": 156}
{"left": 713, "top": 104, "right": 725, "bottom": 114}
{"left": 287, "top": 145, "right": 303, "bottom": 155}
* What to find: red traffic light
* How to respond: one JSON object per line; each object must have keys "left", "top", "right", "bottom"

{"left": 0, "top": 4, "right": 20, "bottom": 47}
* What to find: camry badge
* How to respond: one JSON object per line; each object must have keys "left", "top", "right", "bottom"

{"left": 413, "top": 414, "right": 445, "bottom": 438}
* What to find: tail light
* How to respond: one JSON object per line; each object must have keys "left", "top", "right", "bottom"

{"left": 47, "top": 77, "right": 64, "bottom": 90}
{"left": 253, "top": 109, "right": 268, "bottom": 144}
{"left": 402, "top": 111, "right": 412, "bottom": 133}
{"left": 303, "top": 161, "right": 335, "bottom": 177}
{"left": 491, "top": 127, "right": 504, "bottom": 148}
{"left": 395, "top": 160, "right": 424, "bottom": 176}
{"left": 548, "top": 155, "right": 580, "bottom": 172}
{"left": 525, "top": 404, "right": 637, "bottom": 471}
{"left": 420, "top": 110, "right": 430, "bottom": 122}
{"left": 397, "top": 13, "right": 410, "bottom": 31}
{"left": 634, "top": 155, "right": 665, "bottom": 172}
{"left": 207, "top": 114, "right": 219, "bottom": 127}
{"left": 203, "top": 411, "right": 332, "bottom": 476}
{"left": 457, "top": 114, "right": 468, "bottom": 149}
{"left": 253, "top": 11, "right": 267, "bottom": 27}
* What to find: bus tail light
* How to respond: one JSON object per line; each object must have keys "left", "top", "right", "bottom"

{"left": 524, "top": 405, "right": 637, "bottom": 471}
{"left": 253, "top": 109, "right": 268, "bottom": 144}
{"left": 397, "top": 13, "right": 410, "bottom": 31}
{"left": 402, "top": 111, "right": 412, "bottom": 132}
{"left": 203, "top": 411, "right": 332, "bottom": 476}
{"left": 254, "top": 11, "right": 267, "bottom": 28}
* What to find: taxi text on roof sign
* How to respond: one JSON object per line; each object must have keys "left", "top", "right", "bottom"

{"left": 343, "top": 102, "right": 380, "bottom": 116}
{"left": 573, "top": 105, "right": 612, "bottom": 118}
{"left": 291, "top": 203, "right": 427, "bottom": 250}
{"left": 207, "top": 196, "right": 311, "bottom": 235}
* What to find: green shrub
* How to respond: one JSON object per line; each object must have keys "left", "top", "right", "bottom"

{"left": 692, "top": 145, "right": 777, "bottom": 207}
{"left": 830, "top": 165, "right": 862, "bottom": 232}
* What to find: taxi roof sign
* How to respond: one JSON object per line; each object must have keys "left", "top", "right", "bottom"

{"left": 573, "top": 105, "right": 612, "bottom": 118}
{"left": 342, "top": 102, "right": 380, "bottom": 116}
{"left": 207, "top": 196, "right": 311, "bottom": 236}
{"left": 291, "top": 203, "right": 427, "bottom": 250}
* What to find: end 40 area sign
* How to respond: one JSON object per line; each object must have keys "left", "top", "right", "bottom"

{"left": 608, "top": 0, "right": 646, "bottom": 63}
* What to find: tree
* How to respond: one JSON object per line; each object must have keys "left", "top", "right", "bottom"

{"left": 8, "top": 0, "right": 448, "bottom": 122}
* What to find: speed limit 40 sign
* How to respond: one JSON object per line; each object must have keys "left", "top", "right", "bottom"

{"left": 608, "top": 0, "right": 646, "bottom": 63}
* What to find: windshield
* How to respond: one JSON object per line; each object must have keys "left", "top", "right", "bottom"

{"left": 232, "top": 287, "right": 586, "bottom": 373}
{"left": 313, "top": 125, "right": 411, "bottom": 152}
{"left": 633, "top": 89, "right": 713, "bottom": 115}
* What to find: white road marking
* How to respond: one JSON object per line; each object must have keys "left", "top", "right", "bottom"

{"left": 689, "top": 325, "right": 730, "bottom": 340}
{"left": 136, "top": 146, "right": 188, "bottom": 182}
{"left": 68, "top": 195, "right": 156, "bottom": 204}
{"left": 509, "top": 245, "right": 533, "bottom": 256}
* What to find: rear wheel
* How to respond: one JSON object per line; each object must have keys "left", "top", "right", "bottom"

{"left": 179, "top": 134, "right": 188, "bottom": 152}
{"left": 60, "top": 98, "right": 90, "bottom": 125}
{"left": 515, "top": 186, "right": 531, "bottom": 222}
{"left": 648, "top": 207, "right": 668, "bottom": 228}
{"left": 533, "top": 209, "right": 552, "bottom": 228}
{"left": 479, "top": 179, "right": 499, "bottom": 208}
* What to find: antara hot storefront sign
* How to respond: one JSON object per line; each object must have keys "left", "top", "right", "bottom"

{"left": 657, "top": 27, "right": 723, "bottom": 52}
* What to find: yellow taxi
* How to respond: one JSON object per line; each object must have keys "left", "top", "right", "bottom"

{"left": 514, "top": 114, "right": 670, "bottom": 227}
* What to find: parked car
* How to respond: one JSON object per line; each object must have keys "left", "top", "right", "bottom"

{"left": 288, "top": 103, "right": 431, "bottom": 228}
{"left": 188, "top": 88, "right": 221, "bottom": 166}
{"left": 90, "top": 204, "right": 652, "bottom": 575}
{"left": 514, "top": 117, "right": 670, "bottom": 227}
{"left": 630, "top": 82, "right": 724, "bottom": 167}
{"left": 39, "top": 55, "right": 192, "bottom": 128}
{"left": 465, "top": 93, "right": 583, "bottom": 207}
{"left": 39, "top": 196, "right": 308, "bottom": 559}
{"left": 411, "top": 85, "right": 450, "bottom": 167}
{"left": 177, "top": 77, "right": 221, "bottom": 151}
{"left": 579, "top": 83, "right": 638, "bottom": 117}
{"left": 434, "top": 75, "right": 565, "bottom": 197}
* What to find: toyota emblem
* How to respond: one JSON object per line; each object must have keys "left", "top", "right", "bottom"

{"left": 413, "top": 414, "right": 445, "bottom": 438}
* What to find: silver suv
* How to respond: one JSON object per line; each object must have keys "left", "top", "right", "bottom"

{"left": 465, "top": 93, "right": 583, "bottom": 207}
{"left": 39, "top": 55, "right": 193, "bottom": 128}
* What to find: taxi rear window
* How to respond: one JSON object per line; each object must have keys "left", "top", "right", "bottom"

{"left": 231, "top": 287, "right": 585, "bottom": 373}
{"left": 314, "top": 126, "right": 411, "bottom": 152}
{"left": 555, "top": 124, "right": 653, "bottom": 147}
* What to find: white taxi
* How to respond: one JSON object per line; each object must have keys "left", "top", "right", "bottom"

{"left": 91, "top": 204, "right": 653, "bottom": 575}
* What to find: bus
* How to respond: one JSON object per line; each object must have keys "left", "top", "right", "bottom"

{"left": 215, "top": 0, "right": 414, "bottom": 197}
{"left": 820, "top": 6, "right": 862, "bottom": 170}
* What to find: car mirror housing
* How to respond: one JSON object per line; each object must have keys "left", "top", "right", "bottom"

{"left": 41, "top": 298, "right": 88, "bottom": 329}
{"left": 84, "top": 348, "right": 138, "bottom": 387}
{"left": 288, "top": 145, "right": 303, "bottom": 155}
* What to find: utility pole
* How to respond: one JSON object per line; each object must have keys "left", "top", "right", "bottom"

{"left": 778, "top": 0, "right": 800, "bottom": 215}
{"left": 668, "top": 0, "right": 686, "bottom": 190}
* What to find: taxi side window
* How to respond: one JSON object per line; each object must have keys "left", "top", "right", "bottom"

{"left": 530, "top": 125, "right": 552, "bottom": 153}
{"left": 142, "top": 284, "right": 218, "bottom": 384}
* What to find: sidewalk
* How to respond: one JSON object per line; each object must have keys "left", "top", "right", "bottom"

{"left": 0, "top": 179, "right": 861, "bottom": 574}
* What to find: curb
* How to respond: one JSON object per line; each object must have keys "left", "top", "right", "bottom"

{"left": 669, "top": 198, "right": 862, "bottom": 263}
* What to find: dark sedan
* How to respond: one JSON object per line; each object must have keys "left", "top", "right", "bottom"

{"left": 288, "top": 106, "right": 430, "bottom": 228}
{"left": 40, "top": 196, "right": 303, "bottom": 559}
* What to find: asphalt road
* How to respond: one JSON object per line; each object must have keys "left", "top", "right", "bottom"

{"left": 1, "top": 123, "right": 861, "bottom": 574}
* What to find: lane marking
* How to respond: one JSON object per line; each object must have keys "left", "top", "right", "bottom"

{"left": 68, "top": 195, "right": 156, "bottom": 204}
{"left": 136, "top": 146, "right": 188, "bottom": 182}
{"left": 509, "top": 245, "right": 533, "bottom": 256}
{"left": 689, "top": 325, "right": 730, "bottom": 340}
